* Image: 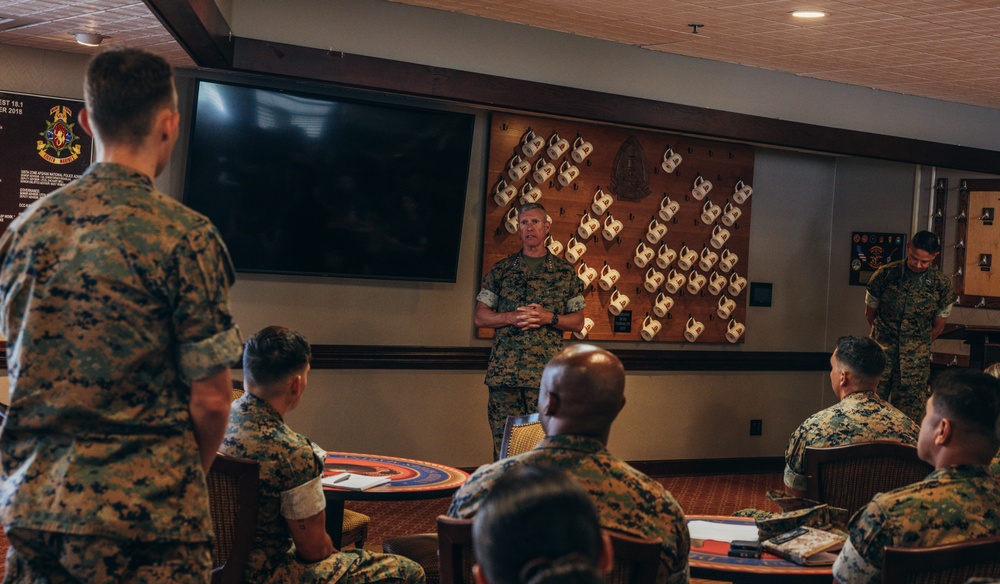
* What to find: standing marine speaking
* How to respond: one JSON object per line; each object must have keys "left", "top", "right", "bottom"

{"left": 474, "top": 202, "right": 585, "bottom": 460}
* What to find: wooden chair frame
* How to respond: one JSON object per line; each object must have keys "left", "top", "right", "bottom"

{"left": 882, "top": 536, "right": 1000, "bottom": 584}
{"left": 605, "top": 529, "right": 661, "bottom": 584}
{"left": 499, "top": 413, "right": 544, "bottom": 459}
{"left": 208, "top": 453, "right": 260, "bottom": 584}
{"left": 804, "top": 440, "right": 931, "bottom": 514}
{"left": 437, "top": 516, "right": 474, "bottom": 584}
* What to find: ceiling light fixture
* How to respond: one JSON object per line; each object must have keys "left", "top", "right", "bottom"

{"left": 790, "top": 10, "right": 828, "bottom": 18}
{"left": 74, "top": 32, "right": 106, "bottom": 47}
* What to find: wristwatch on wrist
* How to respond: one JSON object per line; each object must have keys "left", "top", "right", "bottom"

{"left": 550, "top": 313, "right": 559, "bottom": 326}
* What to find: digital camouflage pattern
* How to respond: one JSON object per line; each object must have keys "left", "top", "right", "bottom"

{"left": 866, "top": 260, "right": 954, "bottom": 422}
{"left": 487, "top": 386, "right": 538, "bottom": 460}
{"left": 478, "top": 250, "right": 586, "bottom": 388}
{"left": 991, "top": 450, "right": 1000, "bottom": 476}
{"left": 832, "top": 465, "right": 1000, "bottom": 584}
{"left": 222, "top": 393, "right": 425, "bottom": 584}
{"left": 784, "top": 392, "right": 919, "bottom": 492}
{"left": 0, "top": 163, "right": 243, "bottom": 544}
{"left": 3, "top": 528, "right": 212, "bottom": 583}
{"left": 449, "top": 434, "right": 690, "bottom": 584}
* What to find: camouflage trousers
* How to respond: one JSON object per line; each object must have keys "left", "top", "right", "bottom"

{"left": 487, "top": 386, "right": 539, "bottom": 461}
{"left": 259, "top": 548, "right": 425, "bottom": 584}
{"left": 876, "top": 350, "right": 930, "bottom": 423}
{"left": 3, "top": 528, "right": 211, "bottom": 584}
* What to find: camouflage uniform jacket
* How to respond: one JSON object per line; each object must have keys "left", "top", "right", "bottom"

{"left": 865, "top": 260, "right": 953, "bottom": 387}
{"left": 222, "top": 393, "right": 358, "bottom": 583}
{"left": 784, "top": 392, "right": 919, "bottom": 492}
{"left": 478, "top": 251, "right": 585, "bottom": 388}
{"left": 0, "top": 163, "right": 242, "bottom": 542}
{"left": 448, "top": 434, "right": 690, "bottom": 584}
{"left": 832, "top": 464, "right": 1000, "bottom": 584}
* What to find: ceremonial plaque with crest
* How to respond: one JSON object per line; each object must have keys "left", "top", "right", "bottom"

{"left": 0, "top": 90, "right": 94, "bottom": 235}
{"left": 479, "top": 112, "right": 755, "bottom": 344}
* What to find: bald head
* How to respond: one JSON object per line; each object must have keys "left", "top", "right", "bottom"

{"left": 539, "top": 344, "right": 626, "bottom": 442}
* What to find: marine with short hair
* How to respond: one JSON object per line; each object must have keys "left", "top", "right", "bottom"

{"left": 450, "top": 344, "right": 689, "bottom": 584}
{"left": 832, "top": 368, "right": 1000, "bottom": 584}
{"left": 865, "top": 230, "right": 955, "bottom": 422}
{"left": 783, "top": 336, "right": 919, "bottom": 496}
{"left": 475, "top": 202, "right": 585, "bottom": 460}
{"left": 0, "top": 47, "right": 242, "bottom": 582}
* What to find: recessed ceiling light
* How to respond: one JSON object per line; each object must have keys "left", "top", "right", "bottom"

{"left": 74, "top": 32, "right": 106, "bottom": 47}
{"left": 790, "top": 10, "right": 828, "bottom": 18}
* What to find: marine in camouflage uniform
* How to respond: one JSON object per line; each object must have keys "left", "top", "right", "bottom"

{"left": 449, "top": 435, "right": 689, "bottom": 584}
{"left": 832, "top": 368, "right": 1000, "bottom": 584}
{"left": 476, "top": 204, "right": 585, "bottom": 460}
{"left": 866, "top": 234, "right": 954, "bottom": 422}
{"left": 991, "top": 451, "right": 1000, "bottom": 476}
{"left": 0, "top": 168, "right": 241, "bottom": 577}
{"left": 784, "top": 392, "right": 918, "bottom": 492}
{"left": 222, "top": 392, "right": 424, "bottom": 584}
{"left": 0, "top": 49, "right": 242, "bottom": 582}
{"left": 451, "top": 345, "right": 689, "bottom": 584}
{"left": 832, "top": 465, "right": 1000, "bottom": 584}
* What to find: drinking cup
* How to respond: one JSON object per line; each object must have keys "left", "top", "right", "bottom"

{"left": 547, "top": 133, "right": 570, "bottom": 159}
{"left": 684, "top": 317, "right": 705, "bottom": 342}
{"left": 634, "top": 242, "right": 654, "bottom": 268}
{"left": 664, "top": 269, "right": 687, "bottom": 294}
{"left": 661, "top": 148, "right": 683, "bottom": 173}
{"left": 692, "top": 175, "right": 713, "bottom": 200}
{"left": 726, "top": 319, "right": 746, "bottom": 343}
{"left": 644, "top": 267, "right": 666, "bottom": 293}
{"left": 599, "top": 264, "right": 621, "bottom": 291}
{"left": 609, "top": 289, "right": 630, "bottom": 316}
{"left": 640, "top": 315, "right": 663, "bottom": 341}
{"left": 656, "top": 244, "right": 677, "bottom": 269}
{"left": 653, "top": 292, "right": 674, "bottom": 318}
{"left": 592, "top": 188, "right": 614, "bottom": 215}
{"left": 571, "top": 137, "right": 594, "bottom": 163}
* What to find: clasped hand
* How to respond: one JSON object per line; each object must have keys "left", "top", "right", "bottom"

{"left": 512, "top": 303, "right": 551, "bottom": 330}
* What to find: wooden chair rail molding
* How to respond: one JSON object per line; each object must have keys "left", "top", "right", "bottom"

{"left": 304, "top": 345, "right": 830, "bottom": 372}
{"left": 0, "top": 343, "right": 826, "bottom": 372}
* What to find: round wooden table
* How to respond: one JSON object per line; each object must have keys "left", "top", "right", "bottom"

{"left": 322, "top": 451, "right": 468, "bottom": 548}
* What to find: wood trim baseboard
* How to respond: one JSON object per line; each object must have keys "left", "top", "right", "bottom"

{"left": 459, "top": 456, "right": 785, "bottom": 477}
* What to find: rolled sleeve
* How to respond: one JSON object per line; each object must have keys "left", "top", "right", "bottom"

{"left": 864, "top": 291, "right": 880, "bottom": 309}
{"left": 179, "top": 326, "right": 243, "bottom": 382}
{"left": 172, "top": 224, "right": 243, "bottom": 383}
{"left": 833, "top": 536, "right": 881, "bottom": 584}
{"left": 783, "top": 464, "right": 806, "bottom": 493}
{"left": 566, "top": 294, "right": 586, "bottom": 313}
{"left": 280, "top": 475, "right": 327, "bottom": 521}
{"left": 477, "top": 288, "right": 499, "bottom": 309}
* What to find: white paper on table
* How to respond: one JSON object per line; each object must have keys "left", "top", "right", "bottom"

{"left": 687, "top": 520, "right": 760, "bottom": 542}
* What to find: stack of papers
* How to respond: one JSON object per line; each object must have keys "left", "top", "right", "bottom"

{"left": 321, "top": 472, "right": 391, "bottom": 491}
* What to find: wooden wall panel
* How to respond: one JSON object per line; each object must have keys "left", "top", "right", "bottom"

{"left": 478, "top": 113, "right": 754, "bottom": 344}
{"left": 964, "top": 190, "right": 1000, "bottom": 297}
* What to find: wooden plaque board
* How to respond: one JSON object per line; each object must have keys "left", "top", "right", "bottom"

{"left": 964, "top": 190, "right": 1000, "bottom": 297}
{"left": 478, "top": 113, "right": 754, "bottom": 343}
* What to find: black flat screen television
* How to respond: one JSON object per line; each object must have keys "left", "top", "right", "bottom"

{"left": 183, "top": 79, "right": 475, "bottom": 282}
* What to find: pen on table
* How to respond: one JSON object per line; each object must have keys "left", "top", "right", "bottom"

{"left": 333, "top": 474, "right": 350, "bottom": 484}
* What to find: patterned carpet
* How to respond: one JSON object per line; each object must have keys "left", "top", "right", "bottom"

{"left": 0, "top": 472, "right": 783, "bottom": 580}
{"left": 348, "top": 472, "right": 784, "bottom": 551}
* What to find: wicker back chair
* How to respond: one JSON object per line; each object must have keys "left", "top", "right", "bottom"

{"left": 804, "top": 440, "right": 932, "bottom": 515}
{"left": 207, "top": 453, "right": 259, "bottom": 584}
{"left": 499, "top": 413, "right": 545, "bottom": 459}
{"left": 230, "top": 379, "right": 245, "bottom": 402}
{"left": 882, "top": 536, "right": 1000, "bottom": 584}
{"left": 605, "top": 530, "right": 661, "bottom": 584}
